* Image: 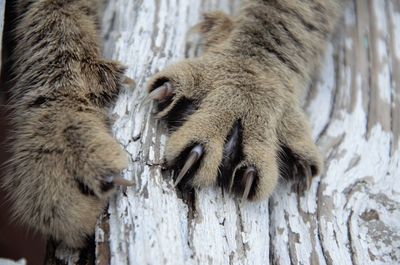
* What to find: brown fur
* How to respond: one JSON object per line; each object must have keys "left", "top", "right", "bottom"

{"left": 149, "top": 0, "right": 345, "bottom": 199}
{"left": 2, "top": 0, "right": 128, "bottom": 248}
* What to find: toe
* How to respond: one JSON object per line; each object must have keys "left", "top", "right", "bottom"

{"left": 65, "top": 112, "right": 129, "bottom": 198}
{"left": 277, "top": 105, "right": 323, "bottom": 188}
{"left": 166, "top": 102, "right": 237, "bottom": 187}
{"left": 194, "top": 11, "right": 234, "bottom": 50}
{"left": 218, "top": 120, "right": 243, "bottom": 189}
{"left": 222, "top": 119, "right": 280, "bottom": 200}
{"left": 240, "top": 130, "right": 280, "bottom": 200}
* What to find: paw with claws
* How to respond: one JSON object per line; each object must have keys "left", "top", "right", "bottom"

{"left": 5, "top": 69, "right": 134, "bottom": 248}
{"left": 146, "top": 12, "right": 322, "bottom": 200}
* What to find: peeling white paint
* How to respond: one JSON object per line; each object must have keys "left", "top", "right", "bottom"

{"left": 92, "top": 1, "right": 400, "bottom": 264}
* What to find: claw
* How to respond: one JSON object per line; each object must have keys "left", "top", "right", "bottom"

{"left": 297, "top": 181, "right": 302, "bottom": 195}
{"left": 104, "top": 176, "right": 134, "bottom": 187}
{"left": 296, "top": 161, "right": 312, "bottom": 193}
{"left": 229, "top": 165, "right": 240, "bottom": 193}
{"left": 228, "top": 175, "right": 236, "bottom": 194}
{"left": 113, "top": 177, "right": 134, "bottom": 187}
{"left": 122, "top": 75, "right": 135, "bottom": 88}
{"left": 303, "top": 163, "right": 312, "bottom": 190}
{"left": 174, "top": 144, "right": 204, "bottom": 187}
{"left": 144, "top": 82, "right": 173, "bottom": 104}
{"left": 292, "top": 163, "right": 298, "bottom": 180}
{"left": 140, "top": 82, "right": 174, "bottom": 112}
{"left": 242, "top": 167, "right": 256, "bottom": 200}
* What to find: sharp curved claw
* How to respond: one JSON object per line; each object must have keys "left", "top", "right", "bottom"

{"left": 297, "top": 181, "right": 302, "bottom": 195}
{"left": 174, "top": 144, "right": 204, "bottom": 187}
{"left": 304, "top": 164, "right": 312, "bottom": 190}
{"left": 229, "top": 164, "right": 241, "bottom": 193}
{"left": 296, "top": 161, "right": 312, "bottom": 193}
{"left": 122, "top": 75, "right": 135, "bottom": 88}
{"left": 145, "top": 82, "right": 173, "bottom": 103}
{"left": 292, "top": 164, "right": 298, "bottom": 180}
{"left": 242, "top": 167, "right": 256, "bottom": 200}
{"left": 104, "top": 176, "right": 134, "bottom": 187}
{"left": 113, "top": 176, "right": 134, "bottom": 187}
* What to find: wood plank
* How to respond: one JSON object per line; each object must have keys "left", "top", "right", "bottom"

{"left": 51, "top": 0, "right": 400, "bottom": 264}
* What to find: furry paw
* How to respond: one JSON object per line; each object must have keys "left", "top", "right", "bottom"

{"left": 147, "top": 13, "right": 322, "bottom": 200}
{"left": 5, "top": 0, "right": 134, "bottom": 249}
{"left": 4, "top": 64, "right": 132, "bottom": 248}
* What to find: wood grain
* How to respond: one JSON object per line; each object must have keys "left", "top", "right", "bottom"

{"left": 49, "top": 0, "right": 400, "bottom": 264}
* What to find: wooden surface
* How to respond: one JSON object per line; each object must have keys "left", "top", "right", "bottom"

{"left": 50, "top": 0, "right": 400, "bottom": 264}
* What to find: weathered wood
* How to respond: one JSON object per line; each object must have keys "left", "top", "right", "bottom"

{"left": 50, "top": 0, "right": 400, "bottom": 264}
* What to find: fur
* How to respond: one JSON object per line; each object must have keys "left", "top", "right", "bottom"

{"left": 2, "top": 0, "right": 128, "bottom": 248}
{"left": 148, "top": 0, "right": 345, "bottom": 199}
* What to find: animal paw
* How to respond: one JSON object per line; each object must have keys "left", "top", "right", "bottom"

{"left": 147, "top": 12, "right": 322, "bottom": 200}
{"left": 5, "top": 0, "right": 134, "bottom": 249}
{"left": 4, "top": 68, "right": 132, "bottom": 249}
{"left": 5, "top": 108, "right": 132, "bottom": 248}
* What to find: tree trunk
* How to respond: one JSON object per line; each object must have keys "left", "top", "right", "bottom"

{"left": 47, "top": 0, "right": 400, "bottom": 264}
